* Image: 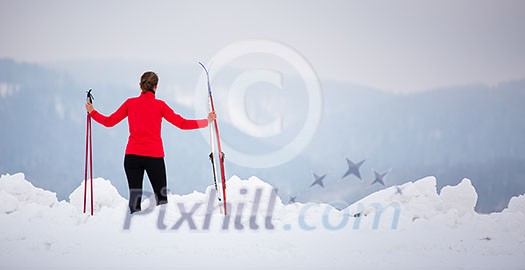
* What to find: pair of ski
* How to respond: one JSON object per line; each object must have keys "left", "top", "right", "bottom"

{"left": 199, "top": 62, "right": 228, "bottom": 216}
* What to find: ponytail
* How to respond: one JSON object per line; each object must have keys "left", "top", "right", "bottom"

{"left": 140, "top": 71, "right": 159, "bottom": 93}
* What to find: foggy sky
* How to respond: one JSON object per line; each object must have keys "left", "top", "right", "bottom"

{"left": 0, "top": 0, "right": 524, "bottom": 92}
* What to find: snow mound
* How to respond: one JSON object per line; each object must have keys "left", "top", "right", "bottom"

{"left": 154, "top": 175, "right": 284, "bottom": 229}
{"left": 440, "top": 178, "right": 477, "bottom": 216}
{"left": 503, "top": 194, "right": 525, "bottom": 214}
{"left": 69, "top": 178, "right": 126, "bottom": 213}
{"left": 0, "top": 173, "right": 58, "bottom": 213}
{"left": 345, "top": 176, "right": 480, "bottom": 228}
{"left": 216, "top": 175, "right": 283, "bottom": 209}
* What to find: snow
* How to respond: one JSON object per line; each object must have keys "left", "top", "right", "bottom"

{"left": 439, "top": 178, "right": 478, "bottom": 217}
{"left": 0, "top": 172, "right": 524, "bottom": 269}
{"left": 0, "top": 173, "right": 58, "bottom": 209}
{"left": 69, "top": 177, "right": 127, "bottom": 212}
{"left": 504, "top": 194, "right": 525, "bottom": 214}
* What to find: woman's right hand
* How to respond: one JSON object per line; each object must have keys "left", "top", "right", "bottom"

{"left": 85, "top": 99, "right": 94, "bottom": 113}
{"left": 207, "top": 111, "right": 217, "bottom": 124}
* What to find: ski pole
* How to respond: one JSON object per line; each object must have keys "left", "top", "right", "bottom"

{"left": 84, "top": 89, "right": 94, "bottom": 215}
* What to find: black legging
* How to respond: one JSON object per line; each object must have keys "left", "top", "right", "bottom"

{"left": 124, "top": 154, "right": 168, "bottom": 213}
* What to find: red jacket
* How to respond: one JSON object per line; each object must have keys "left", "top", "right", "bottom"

{"left": 89, "top": 91, "right": 208, "bottom": 157}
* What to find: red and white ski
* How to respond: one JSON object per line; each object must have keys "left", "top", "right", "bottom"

{"left": 199, "top": 62, "right": 227, "bottom": 215}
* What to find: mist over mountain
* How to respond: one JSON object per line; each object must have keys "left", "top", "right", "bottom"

{"left": 1, "top": 58, "right": 524, "bottom": 213}
{"left": 309, "top": 79, "right": 525, "bottom": 212}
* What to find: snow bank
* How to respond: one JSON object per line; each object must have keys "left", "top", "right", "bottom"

{"left": 0, "top": 173, "right": 57, "bottom": 213}
{"left": 503, "top": 194, "right": 525, "bottom": 214}
{"left": 69, "top": 177, "right": 127, "bottom": 213}
{"left": 0, "top": 172, "right": 519, "bottom": 229}
{"left": 342, "top": 176, "right": 483, "bottom": 228}
{"left": 1, "top": 172, "right": 524, "bottom": 269}
{"left": 439, "top": 178, "right": 477, "bottom": 216}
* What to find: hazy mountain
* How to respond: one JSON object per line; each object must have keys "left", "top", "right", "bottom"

{"left": 1, "top": 58, "right": 524, "bottom": 213}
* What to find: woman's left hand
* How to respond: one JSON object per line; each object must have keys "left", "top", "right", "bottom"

{"left": 207, "top": 111, "right": 217, "bottom": 123}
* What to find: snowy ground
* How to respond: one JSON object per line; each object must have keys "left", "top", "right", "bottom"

{"left": 1, "top": 173, "right": 524, "bottom": 269}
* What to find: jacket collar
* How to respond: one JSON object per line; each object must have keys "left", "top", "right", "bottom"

{"left": 141, "top": 91, "right": 156, "bottom": 98}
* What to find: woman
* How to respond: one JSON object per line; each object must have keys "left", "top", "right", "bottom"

{"left": 85, "top": 71, "right": 216, "bottom": 214}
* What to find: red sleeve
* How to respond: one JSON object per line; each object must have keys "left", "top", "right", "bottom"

{"left": 161, "top": 102, "right": 208, "bottom": 130}
{"left": 89, "top": 101, "right": 128, "bottom": 127}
